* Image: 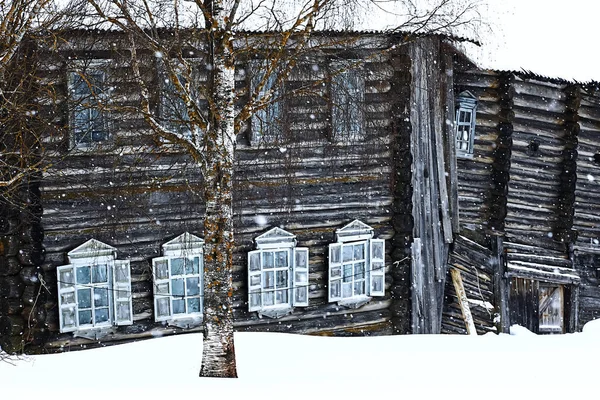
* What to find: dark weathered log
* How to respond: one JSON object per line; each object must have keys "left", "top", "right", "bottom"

{"left": 0, "top": 297, "right": 24, "bottom": 315}
{"left": 0, "top": 315, "right": 24, "bottom": 336}
{"left": 17, "top": 245, "right": 45, "bottom": 266}
{"left": 0, "top": 235, "right": 20, "bottom": 257}
{"left": 21, "top": 306, "right": 47, "bottom": 327}
{"left": 21, "top": 284, "right": 40, "bottom": 306}
{"left": 0, "top": 276, "right": 25, "bottom": 298}
{"left": 0, "top": 256, "right": 21, "bottom": 276}
{"left": 0, "top": 335, "right": 24, "bottom": 354}
{"left": 19, "top": 266, "right": 40, "bottom": 285}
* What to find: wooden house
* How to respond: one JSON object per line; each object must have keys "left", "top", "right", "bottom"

{"left": 1, "top": 28, "right": 600, "bottom": 354}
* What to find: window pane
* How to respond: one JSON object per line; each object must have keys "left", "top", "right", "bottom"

{"left": 295, "top": 271, "right": 307, "bottom": 284}
{"left": 116, "top": 289, "right": 128, "bottom": 300}
{"left": 353, "top": 244, "right": 364, "bottom": 260}
{"left": 372, "top": 261, "right": 384, "bottom": 274}
{"left": 117, "top": 302, "right": 131, "bottom": 321}
{"left": 296, "top": 250, "right": 307, "bottom": 268}
{"left": 157, "top": 283, "right": 169, "bottom": 295}
{"left": 330, "top": 280, "right": 341, "bottom": 298}
{"left": 155, "top": 260, "right": 168, "bottom": 280}
{"left": 372, "top": 241, "right": 384, "bottom": 260}
{"left": 331, "top": 266, "right": 342, "bottom": 279}
{"left": 115, "top": 263, "right": 129, "bottom": 283}
{"left": 263, "top": 252, "right": 274, "bottom": 269}
{"left": 250, "top": 293, "right": 261, "bottom": 308}
{"left": 330, "top": 246, "right": 341, "bottom": 264}
{"left": 342, "top": 245, "right": 353, "bottom": 262}
{"left": 250, "top": 274, "right": 261, "bottom": 287}
{"left": 59, "top": 269, "right": 74, "bottom": 289}
{"left": 275, "top": 289, "right": 288, "bottom": 305}
{"left": 275, "top": 251, "right": 288, "bottom": 268}
{"left": 172, "top": 278, "right": 184, "bottom": 296}
{"left": 249, "top": 252, "right": 261, "bottom": 271}
{"left": 355, "top": 262, "right": 365, "bottom": 280}
{"left": 354, "top": 281, "right": 365, "bottom": 296}
{"left": 342, "top": 282, "right": 352, "bottom": 298}
{"left": 61, "top": 292, "right": 75, "bottom": 305}
{"left": 372, "top": 276, "right": 384, "bottom": 293}
{"left": 77, "top": 288, "right": 92, "bottom": 308}
{"left": 187, "top": 297, "right": 201, "bottom": 313}
{"left": 171, "top": 258, "right": 184, "bottom": 276}
{"left": 173, "top": 299, "right": 185, "bottom": 314}
{"left": 62, "top": 308, "right": 76, "bottom": 329}
{"left": 263, "top": 291, "right": 274, "bottom": 306}
{"left": 95, "top": 308, "right": 109, "bottom": 323}
{"left": 264, "top": 271, "right": 274, "bottom": 290}
{"left": 78, "top": 310, "right": 92, "bottom": 325}
{"left": 276, "top": 270, "right": 288, "bottom": 288}
{"left": 92, "top": 265, "right": 108, "bottom": 283}
{"left": 186, "top": 257, "right": 200, "bottom": 274}
{"left": 343, "top": 265, "right": 353, "bottom": 283}
{"left": 76, "top": 266, "right": 91, "bottom": 284}
{"left": 94, "top": 287, "right": 109, "bottom": 307}
{"left": 296, "top": 287, "right": 307, "bottom": 303}
{"left": 156, "top": 297, "right": 170, "bottom": 317}
{"left": 186, "top": 277, "right": 200, "bottom": 296}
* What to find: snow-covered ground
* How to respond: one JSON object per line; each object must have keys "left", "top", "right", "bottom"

{"left": 2, "top": 321, "right": 600, "bottom": 399}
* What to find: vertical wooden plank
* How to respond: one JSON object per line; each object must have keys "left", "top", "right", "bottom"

{"left": 450, "top": 268, "right": 477, "bottom": 335}
{"left": 411, "top": 238, "right": 424, "bottom": 333}
{"left": 443, "top": 53, "right": 459, "bottom": 233}
{"left": 491, "top": 236, "right": 510, "bottom": 333}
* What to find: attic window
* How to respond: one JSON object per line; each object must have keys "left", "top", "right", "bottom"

{"left": 152, "top": 232, "right": 204, "bottom": 328}
{"left": 527, "top": 140, "right": 540, "bottom": 157}
{"left": 57, "top": 239, "right": 133, "bottom": 334}
{"left": 248, "top": 227, "right": 309, "bottom": 318}
{"left": 328, "top": 220, "right": 385, "bottom": 308}
{"left": 455, "top": 91, "right": 477, "bottom": 157}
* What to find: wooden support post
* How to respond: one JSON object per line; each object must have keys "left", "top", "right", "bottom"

{"left": 450, "top": 268, "right": 477, "bottom": 335}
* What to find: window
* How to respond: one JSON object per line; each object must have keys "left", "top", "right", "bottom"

{"left": 328, "top": 220, "right": 385, "bottom": 307}
{"left": 68, "top": 64, "right": 109, "bottom": 146}
{"left": 56, "top": 239, "right": 133, "bottom": 334}
{"left": 539, "top": 284, "right": 564, "bottom": 334}
{"left": 158, "top": 62, "right": 200, "bottom": 139}
{"left": 455, "top": 90, "right": 478, "bottom": 157}
{"left": 249, "top": 61, "right": 284, "bottom": 146}
{"left": 152, "top": 232, "right": 204, "bottom": 327}
{"left": 248, "top": 227, "right": 309, "bottom": 318}
{"left": 330, "top": 61, "right": 365, "bottom": 142}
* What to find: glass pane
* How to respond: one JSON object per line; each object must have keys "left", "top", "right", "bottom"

{"left": 155, "top": 260, "right": 168, "bottom": 280}
{"left": 343, "top": 265, "right": 353, "bottom": 283}
{"left": 372, "top": 261, "right": 384, "bottom": 274}
{"left": 354, "top": 281, "right": 365, "bottom": 296}
{"left": 372, "top": 241, "right": 384, "bottom": 260}
{"left": 331, "top": 266, "right": 342, "bottom": 279}
{"left": 115, "top": 263, "right": 129, "bottom": 282}
{"left": 92, "top": 264, "right": 107, "bottom": 284}
{"left": 78, "top": 310, "right": 92, "bottom": 325}
{"left": 276, "top": 270, "right": 288, "bottom": 288}
{"left": 342, "top": 282, "right": 352, "bottom": 298}
{"left": 187, "top": 297, "right": 201, "bottom": 313}
{"left": 295, "top": 271, "right": 307, "bottom": 284}
{"left": 62, "top": 308, "right": 76, "bottom": 328}
{"left": 116, "top": 289, "right": 128, "bottom": 300}
{"left": 295, "top": 250, "right": 308, "bottom": 268}
{"left": 353, "top": 244, "right": 364, "bottom": 261}
{"left": 173, "top": 299, "right": 185, "bottom": 314}
{"left": 171, "top": 258, "right": 184, "bottom": 276}
{"left": 95, "top": 308, "right": 109, "bottom": 323}
{"left": 249, "top": 252, "right": 261, "bottom": 271}
{"left": 77, "top": 288, "right": 92, "bottom": 308}
{"left": 250, "top": 274, "right": 261, "bottom": 287}
{"left": 59, "top": 269, "right": 74, "bottom": 289}
{"left": 296, "top": 287, "right": 307, "bottom": 303}
{"left": 117, "top": 302, "right": 131, "bottom": 321}
{"left": 464, "top": 111, "right": 471, "bottom": 122}
{"left": 330, "top": 245, "right": 341, "bottom": 264}
{"left": 157, "top": 282, "right": 169, "bottom": 295}
{"left": 172, "top": 278, "right": 184, "bottom": 296}
{"left": 186, "top": 277, "right": 200, "bottom": 296}
{"left": 275, "top": 251, "right": 288, "bottom": 268}
{"left": 250, "top": 293, "right": 261, "bottom": 308}
{"left": 263, "top": 291, "right": 274, "bottom": 306}
{"left": 264, "top": 271, "right": 274, "bottom": 290}
{"left": 76, "top": 266, "right": 91, "bottom": 284}
{"left": 372, "top": 276, "right": 384, "bottom": 293}
{"left": 263, "top": 252, "right": 274, "bottom": 269}
{"left": 186, "top": 257, "right": 200, "bottom": 274}
{"left": 275, "top": 289, "right": 288, "bottom": 305}
{"left": 94, "top": 287, "right": 109, "bottom": 307}
{"left": 157, "top": 297, "right": 170, "bottom": 317}
{"left": 355, "top": 262, "right": 365, "bottom": 280}
{"left": 61, "top": 292, "right": 75, "bottom": 305}
{"left": 342, "top": 245, "right": 353, "bottom": 262}
{"left": 330, "top": 280, "right": 341, "bottom": 298}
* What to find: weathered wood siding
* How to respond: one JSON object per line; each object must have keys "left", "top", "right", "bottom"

{"left": 22, "top": 32, "right": 426, "bottom": 352}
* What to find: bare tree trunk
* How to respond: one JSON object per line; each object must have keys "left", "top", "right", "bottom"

{"left": 199, "top": 0, "right": 238, "bottom": 378}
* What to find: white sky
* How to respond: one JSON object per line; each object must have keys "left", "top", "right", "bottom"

{"left": 467, "top": 0, "right": 600, "bottom": 82}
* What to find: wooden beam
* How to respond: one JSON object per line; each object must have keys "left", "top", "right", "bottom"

{"left": 450, "top": 268, "right": 477, "bottom": 335}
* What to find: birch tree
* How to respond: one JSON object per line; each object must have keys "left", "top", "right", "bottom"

{"left": 79, "top": 0, "right": 484, "bottom": 378}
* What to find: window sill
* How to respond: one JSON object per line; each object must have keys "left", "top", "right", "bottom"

{"left": 73, "top": 326, "right": 115, "bottom": 340}
{"left": 456, "top": 152, "right": 474, "bottom": 160}
{"left": 337, "top": 296, "right": 372, "bottom": 309}
{"left": 164, "top": 315, "right": 203, "bottom": 329}
{"left": 257, "top": 305, "right": 293, "bottom": 319}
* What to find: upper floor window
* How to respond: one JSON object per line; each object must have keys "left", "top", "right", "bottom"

{"left": 328, "top": 220, "right": 385, "bottom": 308}
{"left": 249, "top": 61, "right": 284, "bottom": 146}
{"left": 248, "top": 227, "right": 309, "bottom": 318}
{"left": 330, "top": 61, "right": 365, "bottom": 142}
{"left": 68, "top": 62, "right": 110, "bottom": 146}
{"left": 56, "top": 239, "right": 133, "bottom": 336}
{"left": 152, "top": 232, "right": 204, "bottom": 328}
{"left": 455, "top": 90, "right": 477, "bottom": 157}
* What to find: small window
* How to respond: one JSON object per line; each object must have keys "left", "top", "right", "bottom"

{"left": 249, "top": 61, "right": 284, "bottom": 146}
{"left": 248, "top": 227, "right": 309, "bottom": 318}
{"left": 152, "top": 232, "right": 204, "bottom": 327}
{"left": 330, "top": 61, "right": 365, "bottom": 142}
{"left": 68, "top": 64, "right": 109, "bottom": 146}
{"left": 455, "top": 90, "right": 477, "bottom": 157}
{"left": 328, "top": 220, "right": 385, "bottom": 308}
{"left": 57, "top": 239, "right": 133, "bottom": 334}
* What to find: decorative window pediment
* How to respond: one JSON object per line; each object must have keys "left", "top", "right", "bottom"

{"left": 57, "top": 239, "right": 133, "bottom": 336}
{"left": 248, "top": 227, "right": 309, "bottom": 318}
{"left": 152, "top": 232, "right": 204, "bottom": 328}
{"left": 455, "top": 90, "right": 477, "bottom": 157}
{"left": 328, "top": 220, "right": 385, "bottom": 307}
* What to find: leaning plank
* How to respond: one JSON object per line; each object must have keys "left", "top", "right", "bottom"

{"left": 450, "top": 268, "right": 477, "bottom": 335}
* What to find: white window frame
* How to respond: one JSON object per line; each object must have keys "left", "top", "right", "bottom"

{"left": 152, "top": 232, "right": 204, "bottom": 327}
{"left": 57, "top": 239, "right": 133, "bottom": 334}
{"left": 248, "top": 227, "right": 309, "bottom": 318}
{"left": 67, "top": 60, "right": 111, "bottom": 148}
{"left": 328, "top": 220, "right": 385, "bottom": 307}
{"left": 455, "top": 91, "right": 477, "bottom": 157}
